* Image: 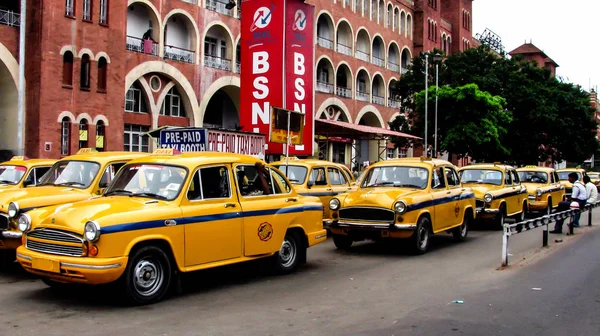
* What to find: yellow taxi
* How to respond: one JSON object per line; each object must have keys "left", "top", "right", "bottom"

{"left": 556, "top": 168, "right": 587, "bottom": 198}
{"left": 516, "top": 166, "right": 565, "bottom": 215}
{"left": 0, "top": 156, "right": 56, "bottom": 190}
{"left": 271, "top": 158, "right": 356, "bottom": 226}
{"left": 16, "top": 149, "right": 326, "bottom": 304}
{"left": 587, "top": 172, "right": 600, "bottom": 189}
{"left": 458, "top": 163, "right": 528, "bottom": 228}
{"left": 0, "top": 149, "right": 146, "bottom": 268}
{"left": 328, "top": 158, "right": 475, "bottom": 254}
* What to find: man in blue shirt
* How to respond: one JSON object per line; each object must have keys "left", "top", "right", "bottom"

{"left": 551, "top": 172, "right": 587, "bottom": 233}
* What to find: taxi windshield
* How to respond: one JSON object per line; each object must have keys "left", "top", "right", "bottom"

{"left": 273, "top": 165, "right": 308, "bottom": 184}
{"left": 104, "top": 164, "right": 187, "bottom": 201}
{"left": 558, "top": 172, "right": 581, "bottom": 181}
{"left": 362, "top": 166, "right": 429, "bottom": 189}
{"left": 0, "top": 165, "right": 27, "bottom": 185}
{"left": 459, "top": 169, "right": 503, "bottom": 186}
{"left": 39, "top": 160, "right": 100, "bottom": 188}
{"left": 518, "top": 171, "right": 548, "bottom": 184}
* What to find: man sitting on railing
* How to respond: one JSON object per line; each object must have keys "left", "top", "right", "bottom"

{"left": 584, "top": 175, "right": 598, "bottom": 204}
{"left": 551, "top": 172, "right": 587, "bottom": 234}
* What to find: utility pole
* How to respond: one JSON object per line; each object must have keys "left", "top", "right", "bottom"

{"left": 424, "top": 54, "right": 429, "bottom": 156}
{"left": 17, "top": 0, "right": 26, "bottom": 156}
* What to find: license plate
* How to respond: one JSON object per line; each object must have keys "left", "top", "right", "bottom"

{"left": 31, "top": 257, "right": 60, "bottom": 273}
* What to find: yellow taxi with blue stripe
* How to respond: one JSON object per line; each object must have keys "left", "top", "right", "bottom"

{"left": 328, "top": 158, "right": 475, "bottom": 254}
{"left": 271, "top": 158, "right": 356, "bottom": 227}
{"left": 556, "top": 168, "right": 587, "bottom": 198}
{"left": 516, "top": 166, "right": 565, "bottom": 215}
{"left": 16, "top": 149, "right": 326, "bottom": 305}
{"left": 0, "top": 149, "right": 146, "bottom": 268}
{"left": 587, "top": 172, "right": 600, "bottom": 189}
{"left": 458, "top": 163, "right": 528, "bottom": 228}
{"left": 0, "top": 156, "right": 55, "bottom": 191}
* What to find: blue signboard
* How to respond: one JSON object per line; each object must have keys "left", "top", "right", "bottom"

{"left": 159, "top": 128, "right": 208, "bottom": 152}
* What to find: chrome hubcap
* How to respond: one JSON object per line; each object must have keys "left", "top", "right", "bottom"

{"left": 418, "top": 226, "right": 429, "bottom": 249}
{"left": 279, "top": 238, "right": 296, "bottom": 268}
{"left": 133, "top": 259, "right": 163, "bottom": 297}
{"left": 461, "top": 221, "right": 468, "bottom": 236}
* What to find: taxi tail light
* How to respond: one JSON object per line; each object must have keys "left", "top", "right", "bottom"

{"left": 89, "top": 244, "right": 99, "bottom": 257}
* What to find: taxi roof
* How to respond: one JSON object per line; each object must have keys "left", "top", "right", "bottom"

{"left": 126, "top": 151, "right": 264, "bottom": 167}
{"left": 556, "top": 168, "right": 585, "bottom": 172}
{"left": 373, "top": 157, "right": 453, "bottom": 167}
{"left": 1, "top": 158, "right": 56, "bottom": 167}
{"left": 459, "top": 163, "right": 513, "bottom": 171}
{"left": 516, "top": 166, "right": 555, "bottom": 172}
{"left": 61, "top": 151, "right": 148, "bottom": 164}
{"left": 271, "top": 159, "right": 347, "bottom": 167}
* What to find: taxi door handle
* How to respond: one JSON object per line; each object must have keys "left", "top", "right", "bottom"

{"left": 446, "top": 191, "right": 451, "bottom": 194}
{"left": 286, "top": 198, "right": 298, "bottom": 203}
{"left": 224, "top": 203, "right": 237, "bottom": 208}
{"left": 326, "top": 188, "right": 333, "bottom": 191}
{"left": 165, "top": 220, "right": 177, "bottom": 226}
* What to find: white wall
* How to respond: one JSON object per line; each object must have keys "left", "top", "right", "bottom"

{"left": 357, "top": 33, "right": 369, "bottom": 53}
{"left": 317, "top": 17, "right": 331, "bottom": 39}
{"left": 127, "top": 5, "right": 152, "bottom": 38}
{"left": 165, "top": 17, "right": 190, "bottom": 49}
{"left": 0, "top": 62, "right": 18, "bottom": 153}
{"left": 337, "top": 25, "right": 352, "bottom": 46}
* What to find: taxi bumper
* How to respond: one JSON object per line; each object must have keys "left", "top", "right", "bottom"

{"left": 0, "top": 230, "right": 22, "bottom": 250}
{"left": 330, "top": 220, "right": 417, "bottom": 230}
{"left": 16, "top": 246, "right": 127, "bottom": 285}
{"left": 476, "top": 207, "right": 500, "bottom": 217}
{"left": 307, "top": 229, "right": 328, "bottom": 247}
{"left": 528, "top": 200, "right": 548, "bottom": 211}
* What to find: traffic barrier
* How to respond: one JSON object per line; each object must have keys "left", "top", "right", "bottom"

{"left": 501, "top": 201, "right": 600, "bottom": 267}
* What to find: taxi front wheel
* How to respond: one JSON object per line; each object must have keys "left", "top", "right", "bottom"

{"left": 332, "top": 235, "right": 353, "bottom": 250}
{"left": 121, "top": 246, "right": 173, "bottom": 305}
{"left": 273, "top": 231, "right": 305, "bottom": 275}
{"left": 411, "top": 217, "right": 431, "bottom": 255}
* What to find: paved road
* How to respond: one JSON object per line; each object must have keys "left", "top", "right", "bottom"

{"left": 0, "top": 223, "right": 598, "bottom": 336}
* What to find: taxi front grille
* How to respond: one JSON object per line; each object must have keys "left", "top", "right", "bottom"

{"left": 26, "top": 240, "right": 84, "bottom": 257}
{"left": 28, "top": 229, "right": 82, "bottom": 244}
{"left": 476, "top": 200, "right": 485, "bottom": 208}
{"left": 339, "top": 207, "right": 395, "bottom": 222}
{"left": 0, "top": 214, "right": 8, "bottom": 230}
{"left": 26, "top": 229, "right": 84, "bottom": 257}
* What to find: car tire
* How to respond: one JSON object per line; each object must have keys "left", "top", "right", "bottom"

{"left": 120, "top": 245, "right": 172, "bottom": 305}
{"left": 0, "top": 250, "right": 15, "bottom": 270}
{"left": 411, "top": 216, "right": 431, "bottom": 254}
{"left": 452, "top": 213, "right": 470, "bottom": 242}
{"left": 332, "top": 234, "right": 353, "bottom": 250}
{"left": 494, "top": 205, "right": 506, "bottom": 230}
{"left": 546, "top": 198, "right": 553, "bottom": 216}
{"left": 514, "top": 202, "right": 527, "bottom": 223}
{"left": 273, "top": 231, "right": 305, "bottom": 275}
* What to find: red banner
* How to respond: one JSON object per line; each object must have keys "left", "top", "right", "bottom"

{"left": 240, "top": 0, "right": 285, "bottom": 154}
{"left": 284, "top": 0, "right": 315, "bottom": 156}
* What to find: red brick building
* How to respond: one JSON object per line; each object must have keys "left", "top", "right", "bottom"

{"left": 0, "top": 0, "right": 473, "bottom": 166}
{"left": 508, "top": 42, "right": 559, "bottom": 78}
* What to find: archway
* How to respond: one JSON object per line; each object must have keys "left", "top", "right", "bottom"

{"left": 356, "top": 108, "right": 384, "bottom": 163}
{"left": 0, "top": 47, "right": 19, "bottom": 156}
{"left": 204, "top": 85, "right": 240, "bottom": 129}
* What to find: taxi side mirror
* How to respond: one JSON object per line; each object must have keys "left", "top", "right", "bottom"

{"left": 307, "top": 180, "right": 314, "bottom": 188}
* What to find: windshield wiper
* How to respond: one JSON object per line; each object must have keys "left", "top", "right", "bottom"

{"left": 395, "top": 184, "right": 422, "bottom": 189}
{"left": 130, "top": 192, "right": 169, "bottom": 200}
{"left": 55, "top": 182, "right": 85, "bottom": 187}
{"left": 104, "top": 189, "right": 133, "bottom": 196}
{"left": 368, "top": 181, "right": 396, "bottom": 187}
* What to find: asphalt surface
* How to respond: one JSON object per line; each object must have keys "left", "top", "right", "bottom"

{"left": 0, "top": 221, "right": 598, "bottom": 336}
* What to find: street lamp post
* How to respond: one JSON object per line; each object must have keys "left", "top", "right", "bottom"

{"left": 432, "top": 53, "right": 443, "bottom": 158}
{"left": 424, "top": 54, "right": 429, "bottom": 156}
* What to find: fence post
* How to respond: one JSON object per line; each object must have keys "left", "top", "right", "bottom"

{"left": 569, "top": 211, "right": 575, "bottom": 235}
{"left": 502, "top": 225, "right": 509, "bottom": 266}
{"left": 588, "top": 204, "right": 593, "bottom": 226}
{"left": 542, "top": 222, "right": 548, "bottom": 247}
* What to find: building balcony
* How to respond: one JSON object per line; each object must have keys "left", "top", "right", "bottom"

{"left": 237, "top": 7, "right": 241, "bottom": 19}
{"left": 0, "top": 9, "right": 20, "bottom": 27}
{"left": 336, "top": 86, "right": 352, "bottom": 99}
{"left": 356, "top": 91, "right": 370, "bottom": 102}
{"left": 126, "top": 36, "right": 158, "bottom": 56}
{"left": 356, "top": 50, "right": 370, "bottom": 62}
{"left": 372, "top": 95, "right": 385, "bottom": 106}
{"left": 235, "top": 62, "right": 241, "bottom": 74}
{"left": 388, "top": 98, "right": 401, "bottom": 108}
{"left": 336, "top": 43, "right": 353, "bottom": 56}
{"left": 372, "top": 55, "right": 385, "bottom": 67}
{"left": 317, "top": 36, "right": 334, "bottom": 49}
{"left": 164, "top": 45, "right": 195, "bottom": 64}
{"left": 316, "top": 81, "right": 334, "bottom": 94}
{"left": 206, "top": 0, "right": 233, "bottom": 17}
{"left": 401, "top": 67, "right": 409, "bottom": 74}
{"left": 181, "top": 0, "right": 197, "bottom": 3}
{"left": 204, "top": 54, "right": 232, "bottom": 71}
{"left": 388, "top": 62, "right": 399, "bottom": 72}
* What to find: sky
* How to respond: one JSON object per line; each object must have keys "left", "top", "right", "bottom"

{"left": 473, "top": 0, "right": 598, "bottom": 91}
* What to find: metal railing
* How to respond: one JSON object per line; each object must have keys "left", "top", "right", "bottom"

{"left": 0, "top": 9, "right": 19, "bottom": 27}
{"left": 372, "top": 95, "right": 385, "bottom": 105}
{"left": 388, "top": 98, "right": 401, "bottom": 108}
{"left": 237, "top": 6, "right": 241, "bottom": 19}
{"left": 126, "top": 36, "right": 158, "bottom": 56}
{"left": 204, "top": 54, "right": 232, "bottom": 71}
{"left": 356, "top": 91, "right": 370, "bottom": 102}
{"left": 336, "top": 86, "right": 352, "bottom": 98}
{"left": 317, "top": 36, "right": 334, "bottom": 49}
{"left": 372, "top": 55, "right": 385, "bottom": 67}
{"left": 206, "top": 0, "right": 233, "bottom": 16}
{"left": 316, "top": 81, "right": 334, "bottom": 94}
{"left": 388, "top": 61, "right": 399, "bottom": 72}
{"left": 356, "top": 50, "right": 369, "bottom": 62}
{"left": 181, "top": 0, "right": 197, "bottom": 3}
{"left": 401, "top": 67, "right": 409, "bottom": 74}
{"left": 235, "top": 62, "right": 241, "bottom": 74}
{"left": 164, "top": 45, "right": 195, "bottom": 64}
{"left": 336, "top": 43, "right": 353, "bottom": 56}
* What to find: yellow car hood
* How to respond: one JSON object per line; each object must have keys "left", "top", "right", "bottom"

{"left": 521, "top": 183, "right": 544, "bottom": 194}
{"left": 342, "top": 188, "right": 422, "bottom": 209}
{"left": 0, "top": 186, "right": 90, "bottom": 214}
{"left": 461, "top": 184, "right": 501, "bottom": 199}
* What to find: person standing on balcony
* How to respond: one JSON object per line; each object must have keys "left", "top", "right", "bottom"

{"left": 141, "top": 28, "right": 156, "bottom": 54}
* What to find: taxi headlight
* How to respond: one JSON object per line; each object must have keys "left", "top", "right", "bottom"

{"left": 329, "top": 198, "right": 340, "bottom": 210}
{"left": 17, "top": 214, "right": 31, "bottom": 232}
{"left": 8, "top": 202, "right": 19, "bottom": 218}
{"left": 536, "top": 189, "right": 542, "bottom": 197}
{"left": 84, "top": 221, "right": 101, "bottom": 242}
{"left": 484, "top": 193, "right": 493, "bottom": 203}
{"left": 394, "top": 201, "right": 407, "bottom": 214}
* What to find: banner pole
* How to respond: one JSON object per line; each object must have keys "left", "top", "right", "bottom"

{"left": 286, "top": 109, "right": 291, "bottom": 169}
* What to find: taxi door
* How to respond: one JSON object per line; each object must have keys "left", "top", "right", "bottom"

{"left": 443, "top": 166, "right": 464, "bottom": 229}
{"left": 550, "top": 171, "right": 564, "bottom": 207}
{"left": 502, "top": 170, "right": 517, "bottom": 214}
{"left": 307, "top": 166, "right": 333, "bottom": 205}
{"left": 430, "top": 167, "right": 454, "bottom": 232}
{"left": 235, "top": 163, "right": 299, "bottom": 257}
{"left": 327, "top": 166, "right": 353, "bottom": 195}
{"left": 510, "top": 170, "right": 527, "bottom": 212}
{"left": 180, "top": 164, "right": 243, "bottom": 266}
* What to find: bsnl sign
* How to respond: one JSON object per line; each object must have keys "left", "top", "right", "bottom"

{"left": 241, "top": 0, "right": 315, "bottom": 156}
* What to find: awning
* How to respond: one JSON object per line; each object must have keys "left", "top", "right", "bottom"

{"left": 315, "top": 119, "right": 421, "bottom": 140}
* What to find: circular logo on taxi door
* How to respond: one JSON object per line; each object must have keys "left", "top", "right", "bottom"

{"left": 258, "top": 222, "right": 273, "bottom": 241}
{"left": 454, "top": 204, "right": 460, "bottom": 217}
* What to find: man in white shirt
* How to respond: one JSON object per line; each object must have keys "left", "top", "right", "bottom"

{"left": 551, "top": 172, "right": 587, "bottom": 233}
{"left": 583, "top": 175, "right": 598, "bottom": 204}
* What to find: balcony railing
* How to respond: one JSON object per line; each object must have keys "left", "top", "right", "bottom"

{"left": 205, "top": 54, "right": 232, "bottom": 71}
{"left": 336, "top": 86, "right": 352, "bottom": 99}
{"left": 356, "top": 50, "right": 370, "bottom": 62}
{"left": 336, "top": 42, "right": 353, "bottom": 56}
{"left": 206, "top": 0, "right": 233, "bottom": 16}
{"left": 0, "top": 9, "right": 20, "bottom": 27}
{"left": 401, "top": 67, "right": 409, "bottom": 74}
{"left": 237, "top": 6, "right": 241, "bottom": 19}
{"left": 317, "top": 36, "right": 334, "bottom": 49}
{"left": 388, "top": 98, "right": 401, "bottom": 108}
{"left": 372, "top": 55, "right": 385, "bottom": 67}
{"left": 388, "top": 61, "right": 399, "bottom": 72}
{"left": 181, "top": 0, "right": 197, "bottom": 4}
{"left": 164, "top": 45, "right": 195, "bottom": 64}
{"left": 372, "top": 95, "right": 385, "bottom": 106}
{"left": 126, "top": 36, "right": 158, "bottom": 56}
{"left": 316, "top": 81, "right": 334, "bottom": 94}
{"left": 235, "top": 62, "right": 241, "bottom": 74}
{"left": 356, "top": 91, "right": 370, "bottom": 102}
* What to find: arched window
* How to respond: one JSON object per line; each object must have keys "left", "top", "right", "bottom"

{"left": 61, "top": 117, "right": 71, "bottom": 155}
{"left": 78, "top": 119, "right": 88, "bottom": 149}
{"left": 96, "top": 120, "right": 105, "bottom": 151}
{"left": 97, "top": 57, "right": 107, "bottom": 92}
{"left": 80, "top": 54, "right": 91, "bottom": 90}
{"left": 62, "top": 51, "right": 74, "bottom": 86}
{"left": 160, "top": 87, "right": 186, "bottom": 117}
